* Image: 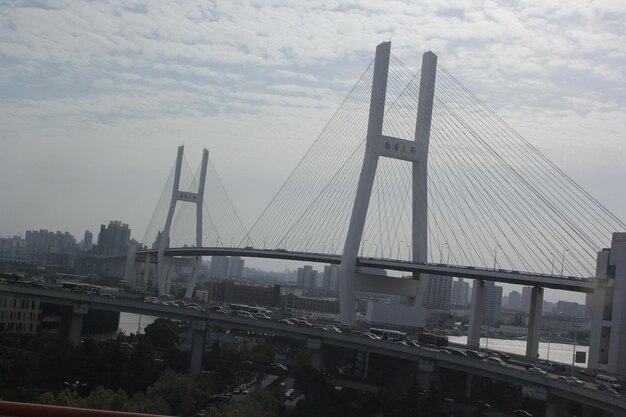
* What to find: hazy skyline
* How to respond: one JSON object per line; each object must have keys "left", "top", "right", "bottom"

{"left": 1, "top": 1, "right": 624, "bottom": 298}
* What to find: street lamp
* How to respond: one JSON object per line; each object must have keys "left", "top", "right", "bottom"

{"left": 64, "top": 380, "right": 86, "bottom": 394}
{"left": 560, "top": 248, "right": 570, "bottom": 277}
{"left": 493, "top": 245, "right": 501, "bottom": 270}
{"left": 571, "top": 320, "right": 579, "bottom": 376}
{"left": 549, "top": 252, "right": 555, "bottom": 275}
{"left": 440, "top": 242, "right": 449, "bottom": 263}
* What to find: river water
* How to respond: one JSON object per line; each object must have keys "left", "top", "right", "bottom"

{"left": 448, "top": 336, "right": 589, "bottom": 367}
{"left": 118, "top": 313, "right": 588, "bottom": 366}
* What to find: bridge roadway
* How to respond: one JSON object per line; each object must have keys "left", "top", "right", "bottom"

{"left": 2, "top": 285, "right": 622, "bottom": 415}
{"left": 129, "top": 247, "right": 594, "bottom": 293}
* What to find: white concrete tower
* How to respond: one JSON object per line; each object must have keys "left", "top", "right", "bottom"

{"left": 157, "top": 146, "right": 209, "bottom": 297}
{"left": 338, "top": 43, "right": 438, "bottom": 324}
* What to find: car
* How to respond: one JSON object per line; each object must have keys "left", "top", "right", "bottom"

{"left": 253, "top": 312, "right": 272, "bottom": 320}
{"left": 512, "top": 410, "right": 533, "bottom": 417}
{"left": 485, "top": 356, "right": 506, "bottom": 365}
{"left": 597, "top": 383, "right": 620, "bottom": 395}
{"left": 322, "top": 325, "right": 342, "bottom": 333}
{"left": 487, "top": 351, "right": 510, "bottom": 361}
{"left": 270, "top": 363, "right": 288, "bottom": 371}
{"left": 447, "top": 348, "right": 469, "bottom": 358}
{"left": 361, "top": 332, "right": 381, "bottom": 340}
{"left": 565, "top": 376, "right": 584, "bottom": 385}
{"left": 279, "top": 318, "right": 295, "bottom": 325}
{"left": 465, "top": 350, "right": 485, "bottom": 360}
{"left": 527, "top": 366, "right": 547, "bottom": 376}
{"left": 240, "top": 360, "right": 253, "bottom": 366}
{"left": 231, "top": 310, "right": 256, "bottom": 319}
{"left": 100, "top": 294, "right": 117, "bottom": 298}
{"left": 291, "top": 318, "right": 313, "bottom": 327}
{"left": 579, "top": 369, "right": 597, "bottom": 377}
{"left": 242, "top": 389, "right": 250, "bottom": 395}
{"left": 395, "top": 341, "right": 409, "bottom": 346}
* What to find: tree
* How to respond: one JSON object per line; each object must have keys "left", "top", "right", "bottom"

{"left": 144, "top": 319, "right": 183, "bottom": 349}
{"left": 146, "top": 370, "right": 207, "bottom": 416}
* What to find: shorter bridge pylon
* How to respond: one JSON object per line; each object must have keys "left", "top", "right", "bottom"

{"left": 157, "top": 145, "right": 208, "bottom": 297}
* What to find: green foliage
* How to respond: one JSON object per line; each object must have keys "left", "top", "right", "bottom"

{"left": 207, "top": 389, "right": 282, "bottom": 417}
{"left": 241, "top": 341, "right": 276, "bottom": 364}
{"left": 0, "top": 346, "right": 40, "bottom": 386}
{"left": 144, "top": 318, "right": 184, "bottom": 349}
{"left": 146, "top": 370, "right": 208, "bottom": 415}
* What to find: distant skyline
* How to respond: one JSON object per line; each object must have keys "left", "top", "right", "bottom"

{"left": 1, "top": 2, "right": 624, "bottom": 303}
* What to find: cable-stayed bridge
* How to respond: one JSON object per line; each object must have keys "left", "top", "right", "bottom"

{"left": 123, "top": 42, "right": 624, "bottom": 365}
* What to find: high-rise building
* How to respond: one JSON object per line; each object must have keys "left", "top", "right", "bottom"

{"left": 451, "top": 278, "right": 469, "bottom": 306}
{"left": 82, "top": 230, "right": 93, "bottom": 251}
{"left": 508, "top": 290, "right": 522, "bottom": 311}
{"left": 95, "top": 221, "right": 131, "bottom": 256}
{"left": 297, "top": 265, "right": 318, "bottom": 290}
{"left": 521, "top": 286, "right": 532, "bottom": 314}
{"left": 228, "top": 257, "right": 244, "bottom": 279}
{"left": 423, "top": 276, "right": 453, "bottom": 310}
{"left": 0, "top": 295, "right": 42, "bottom": 334}
{"left": 483, "top": 281, "right": 503, "bottom": 326}
{"left": 208, "top": 256, "right": 245, "bottom": 279}
{"left": 322, "top": 265, "right": 339, "bottom": 293}
{"left": 209, "top": 256, "right": 229, "bottom": 278}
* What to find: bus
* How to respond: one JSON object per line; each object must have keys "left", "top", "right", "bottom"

{"left": 62, "top": 282, "right": 101, "bottom": 295}
{"left": 417, "top": 332, "right": 449, "bottom": 347}
{"left": 369, "top": 328, "right": 407, "bottom": 342}
{"left": 227, "top": 303, "right": 271, "bottom": 315}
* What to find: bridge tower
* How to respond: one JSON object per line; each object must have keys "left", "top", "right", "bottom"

{"left": 339, "top": 42, "right": 437, "bottom": 324}
{"left": 157, "top": 145, "right": 208, "bottom": 297}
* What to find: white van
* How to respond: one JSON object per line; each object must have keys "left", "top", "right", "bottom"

{"left": 596, "top": 374, "right": 621, "bottom": 390}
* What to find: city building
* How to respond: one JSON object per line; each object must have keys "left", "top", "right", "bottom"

{"left": 208, "top": 256, "right": 244, "bottom": 279}
{"left": 423, "top": 276, "right": 452, "bottom": 310}
{"left": 507, "top": 290, "right": 522, "bottom": 311}
{"left": 82, "top": 230, "right": 93, "bottom": 251}
{"left": 451, "top": 278, "right": 469, "bottom": 306}
{"left": 322, "top": 265, "right": 339, "bottom": 293}
{"left": 589, "top": 232, "right": 626, "bottom": 377}
{"left": 95, "top": 221, "right": 131, "bottom": 256}
{"left": 0, "top": 295, "right": 42, "bottom": 334}
{"left": 297, "top": 265, "right": 318, "bottom": 291}
{"left": 0, "top": 236, "right": 30, "bottom": 264}
{"left": 554, "top": 300, "right": 586, "bottom": 318}
{"left": 281, "top": 294, "right": 339, "bottom": 315}
{"left": 483, "top": 281, "right": 503, "bottom": 326}
{"left": 205, "top": 280, "right": 281, "bottom": 307}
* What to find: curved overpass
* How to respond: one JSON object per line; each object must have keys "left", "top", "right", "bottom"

{"left": 1, "top": 285, "right": 621, "bottom": 415}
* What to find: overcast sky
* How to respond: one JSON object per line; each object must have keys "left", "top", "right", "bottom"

{"left": 1, "top": 1, "right": 624, "bottom": 300}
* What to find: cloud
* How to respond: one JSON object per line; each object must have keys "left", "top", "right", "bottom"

{"left": 0, "top": 0, "right": 624, "bottom": 250}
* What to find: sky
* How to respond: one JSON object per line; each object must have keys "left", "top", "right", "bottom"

{"left": 1, "top": 1, "right": 625, "bottom": 301}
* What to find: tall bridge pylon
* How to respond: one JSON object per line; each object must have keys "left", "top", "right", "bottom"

{"left": 339, "top": 42, "right": 437, "bottom": 324}
{"left": 157, "top": 145, "right": 208, "bottom": 297}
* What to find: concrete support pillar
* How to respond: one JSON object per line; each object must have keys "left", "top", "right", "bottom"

{"left": 255, "top": 372, "right": 264, "bottom": 390}
{"left": 141, "top": 253, "right": 151, "bottom": 292}
{"left": 311, "top": 350, "right": 325, "bottom": 372}
{"left": 526, "top": 286, "right": 544, "bottom": 359}
{"left": 124, "top": 242, "right": 138, "bottom": 287}
{"left": 545, "top": 397, "right": 565, "bottom": 417}
{"left": 467, "top": 280, "right": 486, "bottom": 348}
{"left": 464, "top": 373, "right": 473, "bottom": 399}
{"left": 189, "top": 319, "right": 207, "bottom": 378}
{"left": 67, "top": 304, "right": 89, "bottom": 346}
